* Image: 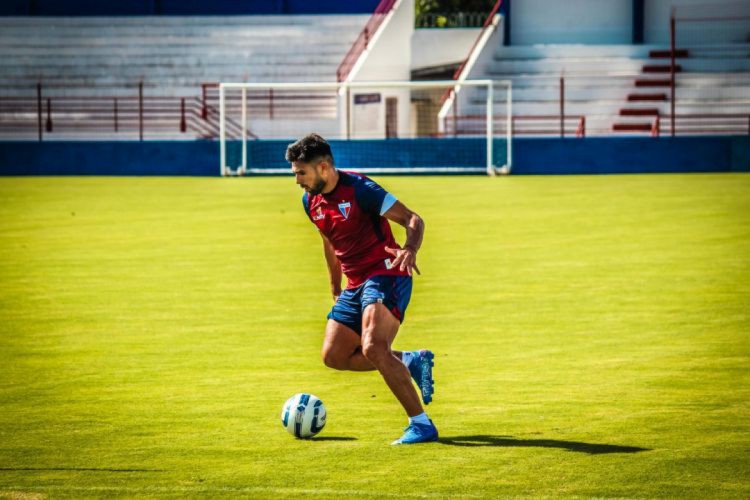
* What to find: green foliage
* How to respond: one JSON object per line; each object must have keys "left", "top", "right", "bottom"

{"left": 416, "top": 0, "right": 497, "bottom": 15}
{"left": 415, "top": 0, "right": 497, "bottom": 27}
{"left": 1, "top": 174, "right": 749, "bottom": 497}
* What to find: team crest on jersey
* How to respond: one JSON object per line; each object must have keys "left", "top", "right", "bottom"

{"left": 338, "top": 202, "right": 351, "bottom": 219}
{"left": 312, "top": 207, "right": 325, "bottom": 221}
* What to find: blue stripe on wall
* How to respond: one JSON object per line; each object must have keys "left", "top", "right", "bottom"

{"left": 0, "top": 141, "right": 218, "bottom": 176}
{"left": 730, "top": 136, "right": 750, "bottom": 172}
{"left": 512, "top": 136, "right": 734, "bottom": 175}
{"left": 33, "top": 0, "right": 155, "bottom": 16}
{"left": 0, "top": 136, "right": 748, "bottom": 176}
{"left": 3, "top": 0, "right": 381, "bottom": 16}
{"left": 0, "top": 0, "right": 30, "bottom": 15}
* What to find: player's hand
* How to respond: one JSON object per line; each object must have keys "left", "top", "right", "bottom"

{"left": 332, "top": 291, "right": 341, "bottom": 303}
{"left": 385, "top": 246, "right": 421, "bottom": 276}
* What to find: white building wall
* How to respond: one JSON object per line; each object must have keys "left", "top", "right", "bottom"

{"left": 645, "top": 0, "right": 750, "bottom": 44}
{"left": 352, "top": 0, "right": 413, "bottom": 82}
{"left": 411, "top": 28, "right": 481, "bottom": 69}
{"left": 511, "top": 0, "right": 632, "bottom": 45}
{"left": 346, "top": 0, "right": 414, "bottom": 139}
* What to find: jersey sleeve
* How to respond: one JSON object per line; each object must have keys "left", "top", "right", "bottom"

{"left": 301, "top": 192, "right": 312, "bottom": 221}
{"left": 355, "top": 177, "right": 397, "bottom": 216}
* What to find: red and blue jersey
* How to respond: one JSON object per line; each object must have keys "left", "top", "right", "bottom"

{"left": 303, "top": 170, "right": 408, "bottom": 289}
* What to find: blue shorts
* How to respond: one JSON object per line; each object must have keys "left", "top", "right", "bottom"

{"left": 327, "top": 275, "right": 413, "bottom": 335}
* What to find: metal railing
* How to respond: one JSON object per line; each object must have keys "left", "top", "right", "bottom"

{"left": 669, "top": 2, "right": 750, "bottom": 135}
{"left": 2, "top": 72, "right": 749, "bottom": 140}
{"left": 0, "top": 82, "right": 241, "bottom": 141}
{"left": 451, "top": 0, "right": 504, "bottom": 82}
{"left": 490, "top": 73, "right": 750, "bottom": 136}
{"left": 336, "top": 0, "right": 398, "bottom": 82}
{"left": 655, "top": 113, "right": 750, "bottom": 136}
{"left": 443, "top": 114, "right": 585, "bottom": 138}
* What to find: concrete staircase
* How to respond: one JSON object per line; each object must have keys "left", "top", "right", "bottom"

{"left": 615, "top": 45, "right": 750, "bottom": 134}
{"left": 0, "top": 15, "right": 367, "bottom": 139}
{"left": 457, "top": 43, "right": 750, "bottom": 136}
{"left": 0, "top": 15, "right": 368, "bottom": 96}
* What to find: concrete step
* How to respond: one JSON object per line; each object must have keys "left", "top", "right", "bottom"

{"left": 681, "top": 58, "right": 750, "bottom": 72}
{"left": 628, "top": 93, "right": 667, "bottom": 101}
{"left": 635, "top": 79, "right": 672, "bottom": 88}
{"left": 0, "top": 15, "right": 369, "bottom": 29}
{"left": 620, "top": 108, "right": 659, "bottom": 116}
{"left": 613, "top": 123, "right": 653, "bottom": 131}
{"left": 493, "top": 44, "right": 661, "bottom": 59}
{"left": 487, "top": 58, "right": 646, "bottom": 74}
{"left": 649, "top": 49, "right": 689, "bottom": 58}
{"left": 643, "top": 64, "right": 682, "bottom": 73}
{"left": 0, "top": 39, "right": 358, "bottom": 51}
{"left": 0, "top": 57, "right": 344, "bottom": 71}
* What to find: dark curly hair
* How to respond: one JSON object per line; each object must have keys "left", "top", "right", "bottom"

{"left": 285, "top": 133, "right": 334, "bottom": 165}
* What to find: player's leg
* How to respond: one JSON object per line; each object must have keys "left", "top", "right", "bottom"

{"left": 321, "top": 319, "right": 375, "bottom": 372}
{"left": 359, "top": 275, "right": 437, "bottom": 444}
{"left": 357, "top": 275, "right": 434, "bottom": 403}
{"left": 360, "top": 302, "right": 423, "bottom": 416}
{"left": 321, "top": 283, "right": 406, "bottom": 372}
{"left": 361, "top": 301, "right": 438, "bottom": 445}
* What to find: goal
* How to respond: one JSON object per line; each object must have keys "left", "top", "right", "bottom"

{"left": 219, "top": 79, "right": 512, "bottom": 176}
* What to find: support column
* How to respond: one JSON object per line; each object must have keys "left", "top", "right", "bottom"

{"left": 501, "top": 0, "right": 511, "bottom": 46}
{"left": 632, "top": 0, "right": 644, "bottom": 44}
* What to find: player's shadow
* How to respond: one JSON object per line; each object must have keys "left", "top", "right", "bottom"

{"left": 439, "top": 435, "right": 649, "bottom": 454}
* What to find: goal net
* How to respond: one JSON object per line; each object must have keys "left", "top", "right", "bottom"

{"left": 219, "top": 80, "right": 512, "bottom": 176}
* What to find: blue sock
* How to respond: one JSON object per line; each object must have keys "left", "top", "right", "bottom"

{"left": 409, "top": 412, "right": 430, "bottom": 426}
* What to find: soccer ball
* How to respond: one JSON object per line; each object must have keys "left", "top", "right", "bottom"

{"left": 281, "top": 393, "right": 326, "bottom": 438}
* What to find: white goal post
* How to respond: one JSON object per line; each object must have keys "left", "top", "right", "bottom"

{"left": 219, "top": 79, "right": 512, "bottom": 176}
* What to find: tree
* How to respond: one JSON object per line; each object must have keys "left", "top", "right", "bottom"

{"left": 416, "top": 0, "right": 496, "bottom": 15}
{"left": 415, "top": 0, "right": 497, "bottom": 28}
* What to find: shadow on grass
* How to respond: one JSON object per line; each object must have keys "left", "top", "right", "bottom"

{"left": 309, "top": 436, "right": 357, "bottom": 441}
{"left": 439, "top": 435, "right": 650, "bottom": 454}
{"left": 0, "top": 467, "right": 166, "bottom": 472}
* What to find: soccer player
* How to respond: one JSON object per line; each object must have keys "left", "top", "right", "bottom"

{"left": 286, "top": 133, "right": 437, "bottom": 445}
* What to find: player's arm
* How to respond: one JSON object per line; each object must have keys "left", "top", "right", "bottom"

{"left": 383, "top": 201, "right": 424, "bottom": 276}
{"left": 320, "top": 231, "right": 342, "bottom": 301}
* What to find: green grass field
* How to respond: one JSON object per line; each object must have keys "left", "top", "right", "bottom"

{"left": 1, "top": 174, "right": 748, "bottom": 498}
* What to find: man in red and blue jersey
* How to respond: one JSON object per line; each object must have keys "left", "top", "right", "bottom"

{"left": 287, "top": 133, "right": 437, "bottom": 445}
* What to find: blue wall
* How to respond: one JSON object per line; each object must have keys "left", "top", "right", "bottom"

{"left": 32, "top": 0, "right": 154, "bottom": 16}
{"left": 0, "top": 141, "right": 218, "bottom": 176}
{"left": 0, "top": 0, "right": 30, "bottom": 15}
{"left": 1, "top": 0, "right": 381, "bottom": 16}
{"left": 0, "top": 136, "right": 748, "bottom": 176}
{"left": 513, "top": 136, "right": 750, "bottom": 174}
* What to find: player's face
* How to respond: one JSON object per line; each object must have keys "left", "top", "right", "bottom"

{"left": 292, "top": 161, "right": 326, "bottom": 195}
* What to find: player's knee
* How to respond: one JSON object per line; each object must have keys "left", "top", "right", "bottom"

{"left": 361, "top": 337, "right": 388, "bottom": 365}
{"left": 321, "top": 349, "right": 347, "bottom": 370}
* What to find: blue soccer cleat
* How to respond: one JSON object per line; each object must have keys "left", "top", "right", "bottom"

{"left": 391, "top": 420, "right": 439, "bottom": 445}
{"left": 408, "top": 349, "right": 435, "bottom": 405}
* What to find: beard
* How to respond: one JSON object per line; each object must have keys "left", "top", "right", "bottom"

{"left": 305, "top": 177, "right": 327, "bottom": 196}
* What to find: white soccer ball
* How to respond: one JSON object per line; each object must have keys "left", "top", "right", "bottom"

{"left": 281, "top": 393, "right": 326, "bottom": 438}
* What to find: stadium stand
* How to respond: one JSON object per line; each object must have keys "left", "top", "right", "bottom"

{"left": 461, "top": 43, "right": 750, "bottom": 136}
{"left": 1, "top": 0, "right": 748, "bottom": 141}
{"left": 440, "top": 1, "right": 750, "bottom": 137}
{"left": 0, "top": 15, "right": 368, "bottom": 139}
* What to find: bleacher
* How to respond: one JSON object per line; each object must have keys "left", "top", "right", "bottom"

{"left": 0, "top": 15, "right": 368, "bottom": 139}
{"left": 0, "top": 15, "right": 368, "bottom": 94}
{"left": 457, "top": 42, "right": 750, "bottom": 136}
{"left": 2, "top": 1, "right": 748, "bottom": 141}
